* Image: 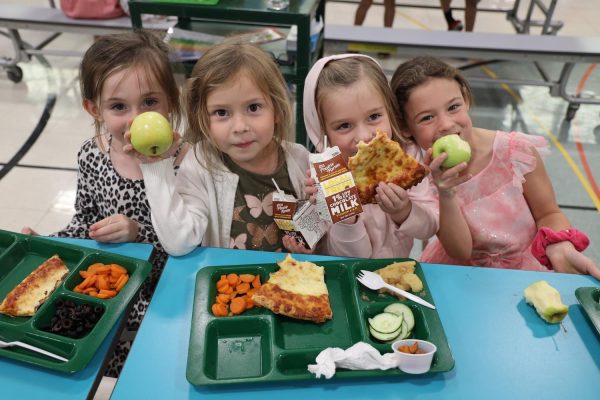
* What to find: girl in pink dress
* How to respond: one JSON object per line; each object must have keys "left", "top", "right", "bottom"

{"left": 390, "top": 56, "right": 599, "bottom": 278}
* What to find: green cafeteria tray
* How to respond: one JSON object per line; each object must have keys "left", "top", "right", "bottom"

{"left": 187, "top": 257, "right": 454, "bottom": 386}
{"left": 0, "top": 230, "right": 151, "bottom": 373}
{"left": 575, "top": 287, "right": 600, "bottom": 337}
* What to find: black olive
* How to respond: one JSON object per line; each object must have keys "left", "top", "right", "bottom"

{"left": 93, "top": 306, "right": 103, "bottom": 314}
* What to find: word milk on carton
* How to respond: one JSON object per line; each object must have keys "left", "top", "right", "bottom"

{"left": 309, "top": 146, "right": 363, "bottom": 223}
{"left": 272, "top": 189, "right": 327, "bottom": 250}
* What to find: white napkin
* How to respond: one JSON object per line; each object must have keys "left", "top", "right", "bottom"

{"left": 307, "top": 342, "right": 398, "bottom": 379}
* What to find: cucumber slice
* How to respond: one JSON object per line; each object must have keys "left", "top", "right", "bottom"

{"left": 369, "top": 325, "right": 401, "bottom": 342}
{"left": 397, "top": 321, "right": 411, "bottom": 340}
{"left": 368, "top": 312, "right": 403, "bottom": 334}
{"left": 383, "top": 303, "right": 415, "bottom": 331}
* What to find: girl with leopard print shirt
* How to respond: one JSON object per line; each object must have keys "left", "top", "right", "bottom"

{"left": 126, "top": 40, "right": 309, "bottom": 255}
{"left": 23, "top": 31, "right": 186, "bottom": 377}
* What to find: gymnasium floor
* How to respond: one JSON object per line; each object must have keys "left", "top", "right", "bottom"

{"left": 0, "top": 1, "right": 599, "bottom": 398}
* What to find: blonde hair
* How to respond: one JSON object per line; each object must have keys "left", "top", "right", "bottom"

{"left": 314, "top": 57, "right": 408, "bottom": 146}
{"left": 184, "top": 39, "right": 293, "bottom": 171}
{"left": 390, "top": 56, "right": 473, "bottom": 130}
{"left": 79, "top": 30, "right": 181, "bottom": 150}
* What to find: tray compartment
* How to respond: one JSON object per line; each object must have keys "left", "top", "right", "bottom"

{"left": 203, "top": 316, "right": 273, "bottom": 381}
{"left": 32, "top": 293, "right": 105, "bottom": 340}
{"left": 361, "top": 302, "right": 428, "bottom": 350}
{"left": 205, "top": 266, "right": 273, "bottom": 317}
{"left": 0, "top": 241, "right": 83, "bottom": 325}
{"left": 275, "top": 349, "right": 321, "bottom": 376}
{"left": 272, "top": 264, "right": 362, "bottom": 350}
{"left": 64, "top": 252, "right": 145, "bottom": 298}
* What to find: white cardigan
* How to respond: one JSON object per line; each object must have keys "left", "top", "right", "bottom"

{"left": 141, "top": 141, "right": 309, "bottom": 256}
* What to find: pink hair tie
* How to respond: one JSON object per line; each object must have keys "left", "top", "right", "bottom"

{"left": 531, "top": 227, "right": 590, "bottom": 269}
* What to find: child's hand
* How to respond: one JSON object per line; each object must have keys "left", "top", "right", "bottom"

{"left": 20, "top": 227, "right": 39, "bottom": 236}
{"left": 89, "top": 214, "right": 139, "bottom": 243}
{"left": 546, "top": 241, "right": 600, "bottom": 280}
{"left": 425, "top": 148, "right": 471, "bottom": 197}
{"left": 123, "top": 124, "right": 183, "bottom": 163}
{"left": 305, "top": 169, "right": 318, "bottom": 204}
{"left": 375, "top": 182, "right": 411, "bottom": 224}
{"left": 282, "top": 234, "right": 314, "bottom": 254}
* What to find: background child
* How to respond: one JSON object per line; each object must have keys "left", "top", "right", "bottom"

{"left": 24, "top": 30, "right": 185, "bottom": 376}
{"left": 128, "top": 40, "right": 308, "bottom": 256}
{"left": 391, "top": 55, "right": 599, "bottom": 279}
{"left": 303, "top": 54, "right": 438, "bottom": 258}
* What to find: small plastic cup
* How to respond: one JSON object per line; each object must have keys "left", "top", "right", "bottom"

{"left": 391, "top": 339, "right": 437, "bottom": 374}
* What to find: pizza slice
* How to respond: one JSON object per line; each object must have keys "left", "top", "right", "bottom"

{"left": 251, "top": 254, "right": 332, "bottom": 323}
{"left": 0, "top": 255, "right": 69, "bottom": 317}
{"left": 348, "top": 130, "right": 428, "bottom": 204}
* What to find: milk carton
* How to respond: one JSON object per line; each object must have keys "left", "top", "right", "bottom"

{"left": 309, "top": 146, "right": 363, "bottom": 223}
{"left": 272, "top": 190, "right": 327, "bottom": 250}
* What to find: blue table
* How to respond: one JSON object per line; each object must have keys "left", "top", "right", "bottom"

{"left": 0, "top": 237, "right": 153, "bottom": 399}
{"left": 112, "top": 247, "right": 599, "bottom": 400}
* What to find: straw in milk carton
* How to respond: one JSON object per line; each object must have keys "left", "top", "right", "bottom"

{"left": 309, "top": 145, "right": 363, "bottom": 223}
{"left": 272, "top": 179, "right": 327, "bottom": 250}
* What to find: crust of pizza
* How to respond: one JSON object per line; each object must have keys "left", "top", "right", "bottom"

{"left": 348, "top": 131, "right": 428, "bottom": 204}
{"left": 251, "top": 255, "right": 332, "bottom": 323}
{"left": 0, "top": 255, "right": 69, "bottom": 317}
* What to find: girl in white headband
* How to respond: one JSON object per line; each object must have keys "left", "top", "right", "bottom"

{"left": 303, "top": 54, "right": 438, "bottom": 258}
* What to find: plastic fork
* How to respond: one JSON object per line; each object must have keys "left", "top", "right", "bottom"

{"left": 0, "top": 339, "right": 68, "bottom": 362}
{"left": 356, "top": 270, "right": 436, "bottom": 310}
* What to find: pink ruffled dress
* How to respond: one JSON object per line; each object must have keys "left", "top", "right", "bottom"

{"left": 420, "top": 131, "right": 551, "bottom": 271}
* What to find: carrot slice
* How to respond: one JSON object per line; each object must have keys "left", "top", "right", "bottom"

{"left": 115, "top": 274, "right": 129, "bottom": 292}
{"left": 226, "top": 273, "right": 239, "bottom": 286}
{"left": 230, "top": 297, "right": 246, "bottom": 315}
{"left": 251, "top": 275, "right": 261, "bottom": 288}
{"left": 239, "top": 274, "right": 255, "bottom": 283}
{"left": 216, "top": 294, "right": 230, "bottom": 304}
{"left": 236, "top": 282, "right": 250, "bottom": 294}
{"left": 212, "top": 303, "right": 228, "bottom": 317}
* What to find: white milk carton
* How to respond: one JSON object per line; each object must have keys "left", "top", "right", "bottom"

{"left": 309, "top": 146, "right": 363, "bottom": 223}
{"left": 272, "top": 190, "right": 327, "bottom": 250}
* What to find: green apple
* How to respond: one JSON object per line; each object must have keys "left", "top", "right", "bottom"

{"left": 130, "top": 111, "right": 173, "bottom": 156}
{"left": 431, "top": 134, "right": 471, "bottom": 168}
{"left": 524, "top": 280, "right": 568, "bottom": 324}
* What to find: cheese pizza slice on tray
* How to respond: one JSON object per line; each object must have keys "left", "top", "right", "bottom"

{"left": 0, "top": 255, "right": 69, "bottom": 317}
{"left": 251, "top": 254, "right": 332, "bottom": 324}
{"left": 348, "top": 130, "right": 428, "bottom": 204}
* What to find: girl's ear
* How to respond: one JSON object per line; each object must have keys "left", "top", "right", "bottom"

{"left": 83, "top": 99, "right": 102, "bottom": 122}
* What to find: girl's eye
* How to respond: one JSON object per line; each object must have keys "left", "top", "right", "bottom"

{"left": 335, "top": 122, "right": 351, "bottom": 131}
{"left": 449, "top": 103, "right": 461, "bottom": 112}
{"left": 212, "top": 109, "right": 228, "bottom": 117}
{"left": 248, "top": 103, "right": 262, "bottom": 113}
{"left": 368, "top": 113, "right": 382, "bottom": 122}
{"left": 143, "top": 98, "right": 159, "bottom": 108}
{"left": 110, "top": 103, "right": 126, "bottom": 112}
{"left": 418, "top": 115, "right": 433, "bottom": 123}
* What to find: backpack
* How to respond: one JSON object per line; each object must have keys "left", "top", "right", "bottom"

{"left": 60, "top": 0, "right": 126, "bottom": 19}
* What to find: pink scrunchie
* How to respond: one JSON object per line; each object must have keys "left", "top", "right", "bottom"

{"left": 531, "top": 227, "right": 590, "bottom": 269}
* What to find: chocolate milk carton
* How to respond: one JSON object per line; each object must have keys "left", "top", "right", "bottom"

{"left": 309, "top": 146, "right": 363, "bottom": 223}
{"left": 273, "top": 190, "right": 327, "bottom": 250}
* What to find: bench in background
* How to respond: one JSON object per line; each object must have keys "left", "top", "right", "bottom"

{"left": 0, "top": 4, "right": 174, "bottom": 83}
{"left": 324, "top": 25, "right": 600, "bottom": 120}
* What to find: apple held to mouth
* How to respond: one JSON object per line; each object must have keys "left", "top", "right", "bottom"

{"left": 130, "top": 111, "right": 173, "bottom": 156}
{"left": 432, "top": 134, "right": 471, "bottom": 168}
